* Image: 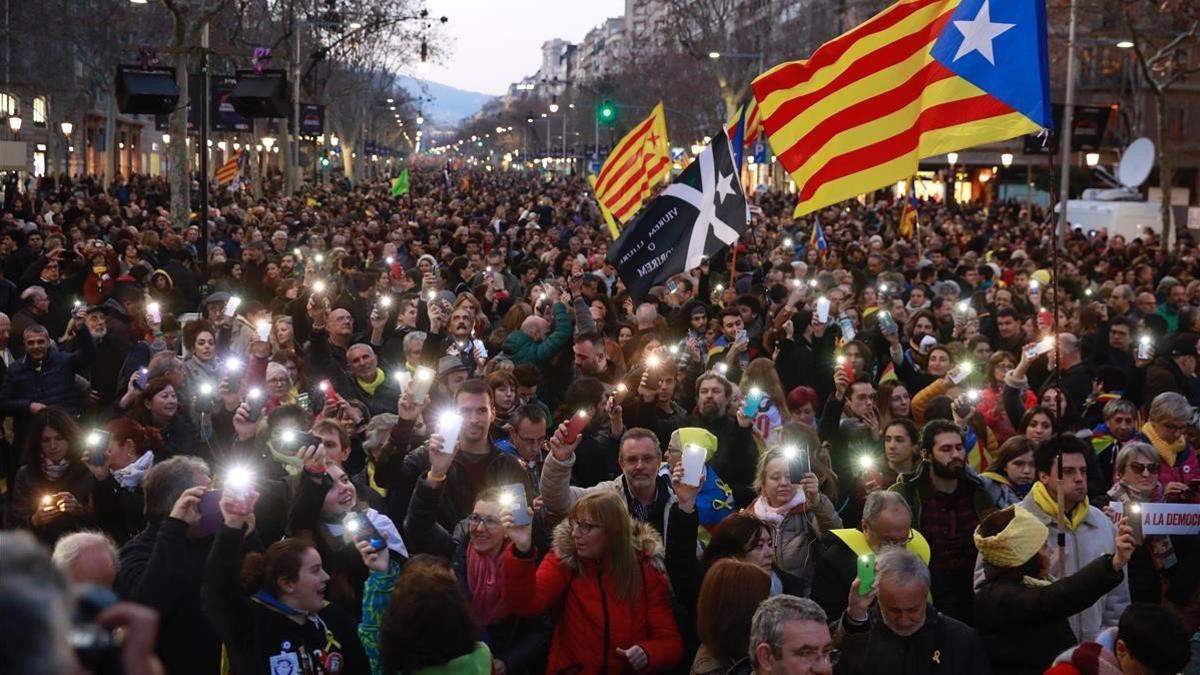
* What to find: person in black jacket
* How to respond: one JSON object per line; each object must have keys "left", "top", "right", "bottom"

{"left": 203, "top": 488, "right": 367, "bottom": 675}
{"left": 114, "top": 456, "right": 222, "bottom": 675}
{"left": 86, "top": 417, "right": 164, "bottom": 545}
{"left": 972, "top": 505, "right": 1135, "bottom": 675}
{"left": 403, "top": 482, "right": 551, "bottom": 674}
{"left": 6, "top": 406, "right": 93, "bottom": 544}
{"left": 0, "top": 322, "right": 96, "bottom": 438}
{"left": 690, "top": 372, "right": 759, "bottom": 508}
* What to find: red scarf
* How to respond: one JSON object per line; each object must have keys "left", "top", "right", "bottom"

{"left": 467, "top": 543, "right": 506, "bottom": 627}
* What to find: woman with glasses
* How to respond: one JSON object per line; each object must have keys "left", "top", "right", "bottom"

{"left": 403, "top": 484, "right": 551, "bottom": 675}
{"left": 1132, "top": 392, "right": 1200, "bottom": 504}
{"left": 1106, "top": 443, "right": 1180, "bottom": 603}
{"left": 501, "top": 490, "right": 683, "bottom": 674}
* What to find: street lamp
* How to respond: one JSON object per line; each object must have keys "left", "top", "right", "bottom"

{"left": 1116, "top": 40, "right": 1134, "bottom": 49}
{"left": 330, "top": 135, "right": 339, "bottom": 147}
{"left": 60, "top": 121, "right": 73, "bottom": 136}
{"left": 162, "top": 134, "right": 171, "bottom": 145}
{"left": 708, "top": 51, "right": 721, "bottom": 59}
{"left": 947, "top": 152, "right": 958, "bottom": 166}
{"left": 8, "top": 115, "right": 22, "bottom": 134}
{"left": 1085, "top": 152, "right": 1100, "bottom": 167}
{"left": 1000, "top": 152, "right": 1013, "bottom": 168}
{"left": 261, "top": 136, "right": 276, "bottom": 151}
{"left": 549, "top": 95, "right": 559, "bottom": 114}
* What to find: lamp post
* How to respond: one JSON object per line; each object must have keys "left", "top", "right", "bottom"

{"left": 7, "top": 114, "right": 21, "bottom": 136}
{"left": 946, "top": 152, "right": 958, "bottom": 205}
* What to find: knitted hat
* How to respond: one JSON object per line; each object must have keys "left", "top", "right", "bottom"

{"left": 974, "top": 505, "right": 1049, "bottom": 568}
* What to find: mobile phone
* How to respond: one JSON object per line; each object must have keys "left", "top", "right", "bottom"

{"left": 135, "top": 368, "right": 150, "bottom": 390}
{"left": 736, "top": 328, "right": 748, "bottom": 344}
{"left": 877, "top": 311, "right": 897, "bottom": 335}
{"left": 837, "top": 315, "right": 856, "bottom": 342}
{"left": 815, "top": 297, "right": 831, "bottom": 324}
{"left": 277, "top": 428, "right": 322, "bottom": 455}
{"left": 343, "top": 510, "right": 386, "bottom": 552}
{"left": 1136, "top": 336, "right": 1153, "bottom": 361}
{"left": 667, "top": 279, "right": 678, "bottom": 294}
{"left": 743, "top": 388, "right": 764, "bottom": 417}
{"left": 83, "top": 430, "right": 110, "bottom": 466}
{"left": 681, "top": 444, "right": 707, "bottom": 487}
{"left": 564, "top": 410, "right": 591, "bottom": 444}
{"left": 856, "top": 553, "right": 876, "bottom": 595}
{"left": 787, "top": 446, "right": 810, "bottom": 483}
{"left": 498, "top": 483, "right": 531, "bottom": 527}
{"left": 196, "top": 490, "right": 223, "bottom": 538}
{"left": 1024, "top": 338, "right": 1054, "bottom": 360}
{"left": 244, "top": 388, "right": 267, "bottom": 422}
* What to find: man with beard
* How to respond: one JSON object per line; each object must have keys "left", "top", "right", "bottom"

{"left": 833, "top": 548, "right": 988, "bottom": 675}
{"left": 687, "top": 372, "right": 758, "bottom": 507}
{"left": 391, "top": 379, "right": 531, "bottom": 531}
{"left": 890, "top": 420, "right": 996, "bottom": 625}
{"left": 1013, "top": 435, "right": 1129, "bottom": 642}
{"left": 571, "top": 331, "right": 624, "bottom": 386}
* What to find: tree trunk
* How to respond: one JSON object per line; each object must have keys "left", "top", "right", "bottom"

{"left": 1154, "top": 92, "right": 1174, "bottom": 246}
{"left": 169, "top": 15, "right": 191, "bottom": 233}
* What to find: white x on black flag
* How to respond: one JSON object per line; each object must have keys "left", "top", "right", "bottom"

{"left": 606, "top": 128, "right": 749, "bottom": 302}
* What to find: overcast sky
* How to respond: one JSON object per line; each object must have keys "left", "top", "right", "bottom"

{"left": 423, "top": 0, "right": 625, "bottom": 95}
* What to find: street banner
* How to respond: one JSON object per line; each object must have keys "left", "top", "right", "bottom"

{"left": 752, "top": 0, "right": 1052, "bottom": 216}
{"left": 1112, "top": 502, "right": 1200, "bottom": 536}
{"left": 606, "top": 128, "right": 748, "bottom": 302}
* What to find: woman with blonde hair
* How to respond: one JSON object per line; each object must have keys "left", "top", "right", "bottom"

{"left": 501, "top": 490, "right": 682, "bottom": 673}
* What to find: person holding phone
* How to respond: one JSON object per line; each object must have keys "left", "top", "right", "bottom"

{"left": 501, "top": 490, "right": 683, "bottom": 674}
{"left": 1105, "top": 442, "right": 1181, "bottom": 604}
{"left": 401, "top": 484, "right": 551, "bottom": 675}
{"left": 7, "top": 406, "right": 93, "bottom": 544}
{"left": 744, "top": 446, "right": 841, "bottom": 595}
{"left": 1132, "top": 392, "right": 1200, "bottom": 504}
{"left": 88, "top": 418, "right": 165, "bottom": 545}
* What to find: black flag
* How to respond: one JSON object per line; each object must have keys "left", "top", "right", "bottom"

{"left": 606, "top": 128, "right": 749, "bottom": 302}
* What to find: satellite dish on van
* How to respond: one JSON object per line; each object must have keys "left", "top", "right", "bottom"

{"left": 1117, "top": 137, "right": 1154, "bottom": 188}
{"left": 1083, "top": 137, "right": 1154, "bottom": 202}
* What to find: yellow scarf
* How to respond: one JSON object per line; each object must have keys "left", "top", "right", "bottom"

{"left": 357, "top": 368, "right": 386, "bottom": 396}
{"left": 1030, "top": 480, "right": 1089, "bottom": 531}
{"left": 1140, "top": 421, "right": 1185, "bottom": 467}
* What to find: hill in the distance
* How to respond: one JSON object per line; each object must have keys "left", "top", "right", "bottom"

{"left": 397, "top": 75, "right": 493, "bottom": 125}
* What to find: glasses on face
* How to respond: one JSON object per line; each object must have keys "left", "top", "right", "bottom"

{"left": 467, "top": 514, "right": 502, "bottom": 529}
{"left": 1161, "top": 421, "right": 1188, "bottom": 433}
{"left": 1128, "top": 461, "right": 1158, "bottom": 476}
{"left": 877, "top": 531, "right": 915, "bottom": 547}
{"left": 571, "top": 519, "right": 601, "bottom": 535}
{"left": 785, "top": 647, "right": 841, "bottom": 666}
{"left": 517, "top": 435, "right": 546, "bottom": 446}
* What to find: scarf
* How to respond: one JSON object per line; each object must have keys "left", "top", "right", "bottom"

{"left": 43, "top": 456, "right": 69, "bottom": 481}
{"left": 751, "top": 490, "right": 807, "bottom": 526}
{"left": 112, "top": 451, "right": 154, "bottom": 490}
{"left": 467, "top": 544, "right": 506, "bottom": 626}
{"left": 1140, "top": 421, "right": 1184, "bottom": 467}
{"left": 357, "top": 368, "right": 386, "bottom": 396}
{"left": 1030, "top": 480, "right": 1089, "bottom": 531}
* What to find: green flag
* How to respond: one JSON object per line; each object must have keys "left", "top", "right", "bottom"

{"left": 390, "top": 168, "right": 410, "bottom": 197}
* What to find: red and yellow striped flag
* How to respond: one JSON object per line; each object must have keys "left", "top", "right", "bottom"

{"left": 725, "top": 96, "right": 761, "bottom": 147}
{"left": 590, "top": 102, "right": 670, "bottom": 234}
{"left": 752, "top": 0, "right": 1049, "bottom": 217}
{"left": 215, "top": 150, "right": 244, "bottom": 185}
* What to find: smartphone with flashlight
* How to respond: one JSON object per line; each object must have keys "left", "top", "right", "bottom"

{"left": 563, "top": 410, "right": 591, "bottom": 444}
{"left": 276, "top": 428, "right": 322, "bottom": 455}
{"left": 244, "top": 389, "right": 267, "bottom": 422}
{"left": 498, "top": 483, "right": 531, "bottom": 527}
{"left": 877, "top": 311, "right": 897, "bottom": 335}
{"left": 787, "top": 446, "right": 810, "bottom": 484}
{"left": 343, "top": 510, "right": 387, "bottom": 552}
{"left": 196, "top": 490, "right": 223, "bottom": 538}
{"left": 856, "top": 553, "right": 876, "bottom": 595}
{"left": 83, "top": 430, "right": 110, "bottom": 466}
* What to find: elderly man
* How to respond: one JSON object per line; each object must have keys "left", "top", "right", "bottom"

{"left": 745, "top": 595, "right": 835, "bottom": 675}
{"left": 501, "top": 294, "right": 571, "bottom": 373}
{"left": 811, "top": 492, "right": 932, "bottom": 621}
{"left": 345, "top": 342, "right": 403, "bottom": 417}
{"left": 834, "top": 548, "right": 989, "bottom": 674}
{"left": 51, "top": 531, "right": 119, "bottom": 588}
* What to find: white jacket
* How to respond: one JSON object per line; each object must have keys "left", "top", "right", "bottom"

{"left": 1018, "top": 493, "right": 1131, "bottom": 642}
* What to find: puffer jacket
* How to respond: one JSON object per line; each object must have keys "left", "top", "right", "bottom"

{"left": 502, "top": 518, "right": 683, "bottom": 675}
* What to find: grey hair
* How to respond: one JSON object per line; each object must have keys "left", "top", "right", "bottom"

{"left": 23, "top": 324, "right": 49, "bottom": 338}
{"left": 749, "top": 595, "right": 827, "bottom": 665}
{"left": 402, "top": 331, "right": 427, "bottom": 351}
{"left": 20, "top": 285, "right": 47, "bottom": 302}
{"left": 0, "top": 531, "right": 72, "bottom": 675}
{"left": 1149, "top": 392, "right": 1192, "bottom": 425}
{"left": 1111, "top": 284, "right": 1135, "bottom": 301}
{"left": 51, "top": 531, "right": 118, "bottom": 576}
{"left": 347, "top": 342, "right": 376, "bottom": 357}
{"left": 363, "top": 414, "right": 399, "bottom": 455}
{"left": 862, "top": 491, "right": 911, "bottom": 525}
{"left": 1103, "top": 398, "right": 1137, "bottom": 420}
{"left": 142, "top": 456, "right": 211, "bottom": 519}
{"left": 1114, "top": 442, "right": 1159, "bottom": 478}
{"left": 875, "top": 547, "right": 931, "bottom": 590}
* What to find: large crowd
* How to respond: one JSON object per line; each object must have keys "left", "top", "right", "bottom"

{"left": 0, "top": 165, "right": 1197, "bottom": 675}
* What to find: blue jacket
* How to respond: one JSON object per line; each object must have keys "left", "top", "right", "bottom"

{"left": 0, "top": 335, "right": 96, "bottom": 417}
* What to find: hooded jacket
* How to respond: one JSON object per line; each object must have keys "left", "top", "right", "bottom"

{"left": 500, "top": 301, "right": 572, "bottom": 374}
{"left": 502, "top": 518, "right": 683, "bottom": 674}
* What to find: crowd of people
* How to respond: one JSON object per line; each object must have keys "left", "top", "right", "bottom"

{"left": 0, "top": 164, "right": 1198, "bottom": 675}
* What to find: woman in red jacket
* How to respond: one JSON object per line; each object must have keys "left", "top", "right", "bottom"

{"left": 501, "top": 490, "right": 683, "bottom": 674}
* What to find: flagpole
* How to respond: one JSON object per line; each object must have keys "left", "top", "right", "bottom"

{"left": 1055, "top": 0, "right": 1078, "bottom": 248}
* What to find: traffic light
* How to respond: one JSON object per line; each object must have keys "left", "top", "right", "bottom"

{"left": 597, "top": 100, "right": 616, "bottom": 125}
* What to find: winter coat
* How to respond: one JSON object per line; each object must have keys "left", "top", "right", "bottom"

{"left": 1130, "top": 429, "right": 1200, "bottom": 504}
{"left": 832, "top": 605, "right": 991, "bottom": 675}
{"left": 394, "top": 442, "right": 534, "bottom": 533}
{"left": 7, "top": 460, "right": 94, "bottom": 543}
{"left": 203, "top": 523, "right": 368, "bottom": 675}
{"left": 0, "top": 334, "right": 96, "bottom": 418}
{"left": 753, "top": 495, "right": 842, "bottom": 595}
{"left": 974, "top": 553, "right": 1125, "bottom": 675}
{"left": 1002, "top": 493, "right": 1131, "bottom": 643}
{"left": 500, "top": 301, "right": 572, "bottom": 373}
{"left": 90, "top": 474, "right": 146, "bottom": 545}
{"left": 115, "top": 518, "right": 222, "bottom": 675}
{"left": 502, "top": 518, "right": 683, "bottom": 674}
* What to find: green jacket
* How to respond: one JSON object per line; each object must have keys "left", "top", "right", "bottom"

{"left": 500, "top": 302, "right": 572, "bottom": 369}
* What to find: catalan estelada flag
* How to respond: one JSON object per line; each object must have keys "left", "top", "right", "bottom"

{"left": 590, "top": 102, "right": 670, "bottom": 235}
{"left": 724, "top": 95, "right": 761, "bottom": 148}
{"left": 898, "top": 177, "right": 920, "bottom": 238}
{"left": 752, "top": 0, "right": 1050, "bottom": 217}
{"left": 215, "top": 150, "right": 244, "bottom": 185}
{"left": 809, "top": 221, "right": 828, "bottom": 258}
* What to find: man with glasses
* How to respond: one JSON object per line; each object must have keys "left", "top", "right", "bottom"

{"left": 1014, "top": 434, "right": 1129, "bottom": 641}
{"left": 833, "top": 548, "right": 987, "bottom": 674}
{"left": 743, "top": 594, "right": 836, "bottom": 675}
{"left": 811, "top": 491, "right": 931, "bottom": 621}
{"left": 505, "top": 404, "right": 549, "bottom": 495}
